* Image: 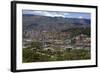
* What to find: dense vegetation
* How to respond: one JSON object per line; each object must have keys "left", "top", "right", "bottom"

{"left": 23, "top": 42, "right": 90, "bottom": 63}
{"left": 22, "top": 27, "right": 91, "bottom": 63}
{"left": 62, "top": 27, "right": 90, "bottom": 38}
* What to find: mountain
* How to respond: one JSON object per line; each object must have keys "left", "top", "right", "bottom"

{"left": 23, "top": 14, "right": 90, "bottom": 31}
{"left": 22, "top": 14, "right": 90, "bottom": 39}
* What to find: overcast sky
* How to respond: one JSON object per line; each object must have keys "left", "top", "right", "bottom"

{"left": 23, "top": 10, "right": 91, "bottom": 19}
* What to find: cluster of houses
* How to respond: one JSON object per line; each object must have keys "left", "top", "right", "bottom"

{"left": 23, "top": 30, "right": 91, "bottom": 52}
{"left": 73, "top": 34, "right": 90, "bottom": 50}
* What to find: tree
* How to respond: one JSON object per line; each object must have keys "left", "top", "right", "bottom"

{"left": 30, "top": 41, "right": 43, "bottom": 50}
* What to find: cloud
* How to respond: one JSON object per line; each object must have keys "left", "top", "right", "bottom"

{"left": 23, "top": 10, "right": 91, "bottom": 19}
{"left": 23, "top": 10, "right": 70, "bottom": 18}
{"left": 78, "top": 16, "right": 83, "bottom": 19}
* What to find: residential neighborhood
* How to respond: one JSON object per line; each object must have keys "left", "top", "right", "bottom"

{"left": 22, "top": 10, "right": 91, "bottom": 63}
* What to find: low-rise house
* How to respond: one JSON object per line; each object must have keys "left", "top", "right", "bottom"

{"left": 73, "top": 34, "right": 91, "bottom": 49}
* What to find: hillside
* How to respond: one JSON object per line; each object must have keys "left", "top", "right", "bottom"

{"left": 23, "top": 14, "right": 90, "bottom": 31}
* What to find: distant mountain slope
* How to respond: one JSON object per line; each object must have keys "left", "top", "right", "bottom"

{"left": 23, "top": 14, "right": 90, "bottom": 32}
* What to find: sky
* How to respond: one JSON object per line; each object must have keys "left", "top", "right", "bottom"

{"left": 23, "top": 10, "right": 91, "bottom": 19}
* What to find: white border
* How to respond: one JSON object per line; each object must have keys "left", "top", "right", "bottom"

{"left": 16, "top": 4, "right": 96, "bottom": 70}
